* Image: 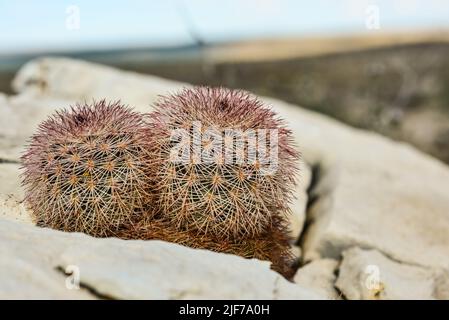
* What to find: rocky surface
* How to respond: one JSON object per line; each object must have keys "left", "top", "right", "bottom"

{"left": 11, "top": 58, "right": 182, "bottom": 114}
{"left": 0, "top": 92, "right": 74, "bottom": 162}
{"left": 294, "top": 259, "right": 340, "bottom": 299}
{"left": 296, "top": 122, "right": 449, "bottom": 270}
{"left": 0, "top": 163, "right": 31, "bottom": 225}
{"left": 288, "top": 160, "right": 312, "bottom": 241}
{"left": 0, "top": 219, "right": 320, "bottom": 299}
{"left": 264, "top": 92, "right": 449, "bottom": 271}
{"left": 335, "top": 247, "right": 449, "bottom": 300}
{"left": 1, "top": 57, "right": 449, "bottom": 299}
{"left": 0, "top": 163, "right": 22, "bottom": 196}
{"left": 0, "top": 194, "right": 32, "bottom": 225}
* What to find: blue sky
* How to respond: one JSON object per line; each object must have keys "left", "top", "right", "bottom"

{"left": 1, "top": 0, "right": 449, "bottom": 54}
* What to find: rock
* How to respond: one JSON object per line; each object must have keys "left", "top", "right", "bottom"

{"left": 294, "top": 111, "right": 449, "bottom": 269}
{"left": 0, "top": 93, "right": 74, "bottom": 162}
{"left": 335, "top": 247, "right": 449, "bottom": 300}
{"left": 433, "top": 272, "right": 449, "bottom": 299}
{"left": 12, "top": 57, "right": 185, "bottom": 113}
{"left": 0, "top": 163, "right": 32, "bottom": 224}
{"left": 0, "top": 258, "right": 94, "bottom": 300}
{"left": 5, "top": 57, "right": 449, "bottom": 296}
{"left": 288, "top": 160, "right": 312, "bottom": 241}
{"left": 0, "top": 194, "right": 33, "bottom": 225}
{"left": 0, "top": 163, "right": 22, "bottom": 197}
{"left": 294, "top": 259, "right": 340, "bottom": 299}
{"left": 264, "top": 94, "right": 449, "bottom": 270}
{"left": 290, "top": 245, "right": 302, "bottom": 261}
{"left": 264, "top": 98, "right": 449, "bottom": 269}
{"left": 0, "top": 219, "right": 323, "bottom": 299}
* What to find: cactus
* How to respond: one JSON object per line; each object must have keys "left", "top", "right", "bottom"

{"left": 147, "top": 87, "right": 299, "bottom": 240}
{"left": 21, "top": 100, "right": 153, "bottom": 236}
{"left": 140, "top": 86, "right": 300, "bottom": 277}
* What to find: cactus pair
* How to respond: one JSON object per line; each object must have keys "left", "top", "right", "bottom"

{"left": 21, "top": 87, "right": 300, "bottom": 277}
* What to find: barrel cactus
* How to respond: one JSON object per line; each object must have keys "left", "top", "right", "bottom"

{"left": 21, "top": 100, "right": 153, "bottom": 236}
{"left": 147, "top": 87, "right": 299, "bottom": 240}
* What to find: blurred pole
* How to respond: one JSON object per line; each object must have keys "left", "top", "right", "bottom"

{"left": 174, "top": 0, "right": 205, "bottom": 47}
{"left": 174, "top": 0, "right": 217, "bottom": 83}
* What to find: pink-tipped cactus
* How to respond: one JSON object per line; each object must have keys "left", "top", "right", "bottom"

{"left": 21, "top": 100, "right": 153, "bottom": 236}
{"left": 147, "top": 87, "right": 300, "bottom": 240}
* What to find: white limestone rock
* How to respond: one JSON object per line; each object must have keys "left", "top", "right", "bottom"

{"left": 294, "top": 259, "right": 340, "bottom": 299}
{"left": 0, "top": 219, "right": 322, "bottom": 299}
{"left": 335, "top": 247, "right": 449, "bottom": 300}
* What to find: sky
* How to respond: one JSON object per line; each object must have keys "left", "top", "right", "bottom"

{"left": 1, "top": 0, "right": 449, "bottom": 54}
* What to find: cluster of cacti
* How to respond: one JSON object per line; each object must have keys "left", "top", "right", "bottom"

{"left": 21, "top": 100, "right": 153, "bottom": 236}
{"left": 21, "top": 87, "right": 300, "bottom": 278}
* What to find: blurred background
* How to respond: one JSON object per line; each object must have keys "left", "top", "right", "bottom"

{"left": 1, "top": 0, "right": 449, "bottom": 163}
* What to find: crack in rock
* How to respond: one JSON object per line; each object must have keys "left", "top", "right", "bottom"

{"left": 55, "top": 266, "right": 116, "bottom": 300}
{"left": 297, "top": 160, "right": 337, "bottom": 265}
{"left": 272, "top": 276, "right": 281, "bottom": 299}
{"left": 0, "top": 159, "right": 20, "bottom": 164}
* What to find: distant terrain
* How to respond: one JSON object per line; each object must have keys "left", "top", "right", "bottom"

{"left": 1, "top": 31, "right": 449, "bottom": 163}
